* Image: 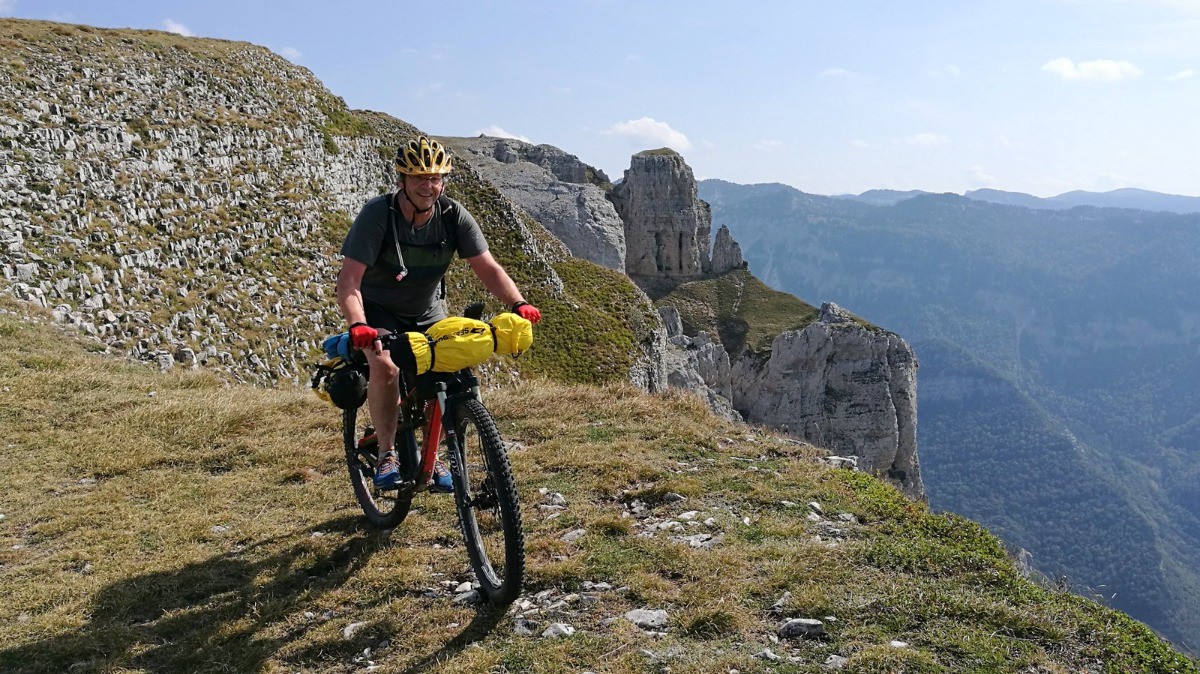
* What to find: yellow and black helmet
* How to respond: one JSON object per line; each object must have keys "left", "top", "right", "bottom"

{"left": 394, "top": 135, "right": 453, "bottom": 175}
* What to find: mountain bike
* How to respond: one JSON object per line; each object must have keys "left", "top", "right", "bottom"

{"left": 340, "top": 319, "right": 525, "bottom": 605}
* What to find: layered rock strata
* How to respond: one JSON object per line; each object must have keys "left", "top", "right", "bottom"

{"left": 610, "top": 150, "right": 711, "bottom": 280}
{"left": 731, "top": 303, "right": 923, "bottom": 499}
{"left": 0, "top": 22, "right": 584, "bottom": 385}
{"left": 443, "top": 136, "right": 627, "bottom": 272}
{"left": 611, "top": 150, "right": 923, "bottom": 498}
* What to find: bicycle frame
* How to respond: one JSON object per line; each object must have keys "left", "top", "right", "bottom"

{"left": 404, "top": 373, "right": 478, "bottom": 492}
{"left": 413, "top": 393, "right": 443, "bottom": 490}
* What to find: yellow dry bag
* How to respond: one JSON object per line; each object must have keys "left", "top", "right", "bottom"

{"left": 394, "top": 313, "right": 533, "bottom": 375}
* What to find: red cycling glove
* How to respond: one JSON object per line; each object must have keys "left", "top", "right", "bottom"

{"left": 349, "top": 322, "right": 379, "bottom": 349}
{"left": 512, "top": 301, "right": 541, "bottom": 324}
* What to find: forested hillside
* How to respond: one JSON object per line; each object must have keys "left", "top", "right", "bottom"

{"left": 699, "top": 178, "right": 1200, "bottom": 652}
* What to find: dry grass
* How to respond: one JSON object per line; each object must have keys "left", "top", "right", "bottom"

{"left": 0, "top": 308, "right": 1195, "bottom": 673}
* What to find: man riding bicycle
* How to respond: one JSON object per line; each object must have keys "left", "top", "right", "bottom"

{"left": 335, "top": 135, "right": 541, "bottom": 491}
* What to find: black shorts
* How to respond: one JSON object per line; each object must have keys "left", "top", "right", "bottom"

{"left": 363, "top": 300, "right": 439, "bottom": 395}
{"left": 362, "top": 299, "right": 439, "bottom": 337}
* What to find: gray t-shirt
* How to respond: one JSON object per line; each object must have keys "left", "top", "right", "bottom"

{"left": 341, "top": 193, "right": 488, "bottom": 323}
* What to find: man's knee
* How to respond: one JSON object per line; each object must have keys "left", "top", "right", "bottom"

{"left": 367, "top": 353, "right": 400, "bottom": 384}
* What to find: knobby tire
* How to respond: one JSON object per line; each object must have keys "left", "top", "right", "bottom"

{"left": 449, "top": 398, "right": 525, "bottom": 605}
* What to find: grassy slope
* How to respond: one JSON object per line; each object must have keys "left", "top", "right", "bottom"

{"left": 653, "top": 269, "right": 826, "bottom": 354}
{"left": 1, "top": 308, "right": 1195, "bottom": 674}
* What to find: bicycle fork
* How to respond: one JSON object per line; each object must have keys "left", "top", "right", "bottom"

{"left": 413, "top": 382, "right": 453, "bottom": 492}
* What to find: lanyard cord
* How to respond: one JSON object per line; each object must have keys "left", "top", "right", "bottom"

{"left": 385, "top": 193, "right": 449, "bottom": 300}
{"left": 387, "top": 193, "right": 410, "bottom": 281}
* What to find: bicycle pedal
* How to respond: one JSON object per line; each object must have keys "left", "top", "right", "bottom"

{"left": 378, "top": 478, "right": 416, "bottom": 493}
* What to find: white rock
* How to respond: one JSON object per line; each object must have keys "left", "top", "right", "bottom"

{"left": 541, "top": 622, "right": 575, "bottom": 638}
{"left": 755, "top": 649, "right": 782, "bottom": 662}
{"left": 342, "top": 622, "right": 367, "bottom": 640}
{"left": 778, "top": 618, "right": 826, "bottom": 639}
{"left": 822, "top": 654, "right": 849, "bottom": 669}
{"left": 624, "top": 608, "right": 669, "bottom": 630}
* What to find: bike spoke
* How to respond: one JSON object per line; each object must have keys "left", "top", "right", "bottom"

{"left": 452, "top": 398, "right": 524, "bottom": 604}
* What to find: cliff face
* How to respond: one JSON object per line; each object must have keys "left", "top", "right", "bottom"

{"left": 610, "top": 150, "right": 711, "bottom": 280}
{"left": 732, "top": 303, "right": 923, "bottom": 499}
{"left": 612, "top": 150, "right": 923, "bottom": 498}
{"left": 441, "top": 136, "right": 627, "bottom": 272}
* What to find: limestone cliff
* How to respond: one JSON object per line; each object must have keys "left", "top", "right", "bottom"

{"left": 610, "top": 150, "right": 711, "bottom": 280}
{"left": 613, "top": 149, "right": 923, "bottom": 498}
{"left": 0, "top": 19, "right": 661, "bottom": 388}
{"left": 659, "top": 306, "right": 739, "bottom": 421}
{"left": 441, "top": 136, "right": 627, "bottom": 272}
{"left": 732, "top": 303, "right": 923, "bottom": 499}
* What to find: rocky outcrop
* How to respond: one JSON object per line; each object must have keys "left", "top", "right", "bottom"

{"left": 443, "top": 136, "right": 626, "bottom": 272}
{"left": 732, "top": 303, "right": 923, "bottom": 499}
{"left": 610, "top": 149, "right": 711, "bottom": 279}
{"left": 629, "top": 316, "right": 669, "bottom": 394}
{"left": 0, "top": 28, "right": 375, "bottom": 381}
{"left": 710, "top": 224, "right": 745, "bottom": 274}
{"left": 659, "top": 306, "right": 739, "bottom": 421}
{"left": 609, "top": 146, "right": 923, "bottom": 497}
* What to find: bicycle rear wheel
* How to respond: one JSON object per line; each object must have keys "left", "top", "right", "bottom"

{"left": 448, "top": 398, "right": 524, "bottom": 604}
{"left": 344, "top": 407, "right": 413, "bottom": 528}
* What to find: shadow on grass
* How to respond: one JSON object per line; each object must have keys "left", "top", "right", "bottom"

{"left": 0, "top": 515, "right": 386, "bottom": 673}
{"left": 396, "top": 606, "right": 508, "bottom": 674}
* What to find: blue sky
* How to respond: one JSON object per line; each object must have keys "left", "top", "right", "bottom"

{"left": 5, "top": 0, "right": 1199, "bottom": 197}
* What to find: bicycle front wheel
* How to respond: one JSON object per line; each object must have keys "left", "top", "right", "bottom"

{"left": 449, "top": 398, "right": 524, "bottom": 604}
{"left": 344, "top": 406, "right": 412, "bottom": 529}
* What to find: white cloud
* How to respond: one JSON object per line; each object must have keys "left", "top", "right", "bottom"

{"left": 162, "top": 18, "right": 194, "bottom": 36}
{"left": 753, "top": 139, "right": 783, "bottom": 152}
{"left": 968, "top": 165, "right": 997, "bottom": 187}
{"left": 850, "top": 139, "right": 870, "bottom": 148}
{"left": 1168, "top": 68, "right": 1195, "bottom": 81}
{"left": 0, "top": 0, "right": 16, "bottom": 17}
{"left": 474, "top": 126, "right": 531, "bottom": 143}
{"left": 1041, "top": 57, "right": 1143, "bottom": 81}
{"left": 276, "top": 46, "right": 303, "bottom": 62}
{"left": 995, "top": 134, "right": 1013, "bottom": 149}
{"left": 929, "top": 64, "right": 962, "bottom": 78}
{"left": 903, "top": 133, "right": 949, "bottom": 147}
{"left": 607, "top": 117, "right": 691, "bottom": 151}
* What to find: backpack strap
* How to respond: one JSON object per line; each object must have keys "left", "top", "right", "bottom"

{"left": 385, "top": 193, "right": 460, "bottom": 297}
{"left": 436, "top": 195, "right": 458, "bottom": 301}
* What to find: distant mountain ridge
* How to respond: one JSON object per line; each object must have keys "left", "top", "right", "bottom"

{"left": 699, "top": 177, "right": 1200, "bottom": 652}
{"left": 828, "top": 186, "right": 1200, "bottom": 213}
{"left": 967, "top": 187, "right": 1200, "bottom": 214}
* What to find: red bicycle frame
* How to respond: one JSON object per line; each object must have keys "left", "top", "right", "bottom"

{"left": 415, "top": 397, "right": 442, "bottom": 489}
